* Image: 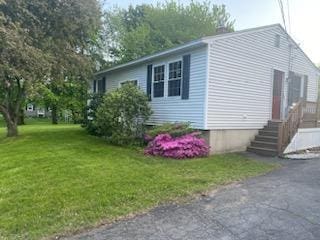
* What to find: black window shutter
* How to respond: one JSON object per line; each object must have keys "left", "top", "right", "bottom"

{"left": 93, "top": 80, "right": 97, "bottom": 93}
{"left": 102, "top": 77, "right": 106, "bottom": 93}
{"left": 147, "top": 64, "right": 153, "bottom": 101}
{"left": 182, "top": 54, "right": 191, "bottom": 99}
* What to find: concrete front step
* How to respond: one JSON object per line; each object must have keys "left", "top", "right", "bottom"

{"left": 255, "top": 135, "right": 278, "bottom": 143}
{"left": 258, "top": 130, "right": 278, "bottom": 137}
{"left": 247, "top": 146, "right": 278, "bottom": 157}
{"left": 251, "top": 140, "right": 277, "bottom": 150}
{"left": 266, "top": 124, "right": 281, "bottom": 129}
{"left": 267, "top": 120, "right": 282, "bottom": 127}
{"left": 263, "top": 125, "right": 279, "bottom": 132}
{"left": 248, "top": 121, "right": 282, "bottom": 157}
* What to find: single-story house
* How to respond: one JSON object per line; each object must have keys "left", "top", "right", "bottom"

{"left": 93, "top": 24, "right": 320, "bottom": 156}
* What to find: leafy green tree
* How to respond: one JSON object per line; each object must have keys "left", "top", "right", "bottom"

{"left": 39, "top": 0, "right": 103, "bottom": 124}
{"left": 105, "top": 1, "right": 234, "bottom": 63}
{"left": 63, "top": 78, "right": 89, "bottom": 124}
{"left": 0, "top": 0, "right": 103, "bottom": 136}
{"left": 0, "top": 0, "right": 50, "bottom": 137}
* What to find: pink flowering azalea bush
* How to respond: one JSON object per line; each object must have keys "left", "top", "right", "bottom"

{"left": 144, "top": 132, "right": 210, "bottom": 159}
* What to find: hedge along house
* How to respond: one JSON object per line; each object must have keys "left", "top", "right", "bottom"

{"left": 93, "top": 24, "right": 320, "bottom": 156}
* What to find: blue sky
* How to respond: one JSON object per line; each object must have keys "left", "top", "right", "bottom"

{"left": 104, "top": 0, "right": 320, "bottom": 65}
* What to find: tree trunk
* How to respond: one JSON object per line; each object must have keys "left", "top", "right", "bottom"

{"left": 18, "top": 108, "right": 25, "bottom": 125}
{"left": 7, "top": 120, "right": 18, "bottom": 137}
{"left": 51, "top": 105, "right": 58, "bottom": 124}
{"left": 0, "top": 108, "right": 19, "bottom": 137}
{"left": 1, "top": 77, "right": 24, "bottom": 137}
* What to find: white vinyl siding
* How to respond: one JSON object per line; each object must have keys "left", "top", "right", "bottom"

{"left": 102, "top": 46, "right": 208, "bottom": 129}
{"left": 206, "top": 25, "right": 319, "bottom": 130}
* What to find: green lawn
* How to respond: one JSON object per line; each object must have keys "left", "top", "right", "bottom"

{"left": 0, "top": 117, "right": 51, "bottom": 128}
{"left": 0, "top": 122, "right": 277, "bottom": 239}
{"left": 0, "top": 116, "right": 5, "bottom": 128}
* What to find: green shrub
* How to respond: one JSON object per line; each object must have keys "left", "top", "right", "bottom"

{"left": 84, "top": 93, "right": 103, "bottom": 136}
{"left": 95, "top": 84, "right": 152, "bottom": 145}
{"left": 146, "top": 122, "right": 194, "bottom": 139}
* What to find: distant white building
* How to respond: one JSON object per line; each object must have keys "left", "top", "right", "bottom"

{"left": 25, "top": 103, "right": 50, "bottom": 118}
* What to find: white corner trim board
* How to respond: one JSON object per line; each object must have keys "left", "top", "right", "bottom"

{"left": 284, "top": 128, "right": 320, "bottom": 154}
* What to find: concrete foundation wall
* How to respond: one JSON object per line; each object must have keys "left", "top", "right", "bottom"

{"left": 206, "top": 129, "right": 259, "bottom": 154}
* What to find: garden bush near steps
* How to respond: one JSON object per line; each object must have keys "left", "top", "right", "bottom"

{"left": 144, "top": 124, "right": 210, "bottom": 159}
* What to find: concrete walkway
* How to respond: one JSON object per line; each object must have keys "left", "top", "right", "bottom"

{"left": 67, "top": 155, "right": 320, "bottom": 240}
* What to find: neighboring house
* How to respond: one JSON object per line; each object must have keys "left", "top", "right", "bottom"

{"left": 25, "top": 103, "right": 51, "bottom": 118}
{"left": 93, "top": 24, "right": 320, "bottom": 156}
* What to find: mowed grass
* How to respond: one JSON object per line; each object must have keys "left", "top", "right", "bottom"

{"left": 0, "top": 122, "right": 276, "bottom": 239}
{"left": 0, "top": 117, "right": 5, "bottom": 128}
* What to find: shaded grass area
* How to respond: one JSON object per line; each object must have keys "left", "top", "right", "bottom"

{"left": 0, "top": 117, "right": 51, "bottom": 128}
{"left": 0, "top": 123, "right": 277, "bottom": 239}
{"left": 0, "top": 116, "right": 4, "bottom": 128}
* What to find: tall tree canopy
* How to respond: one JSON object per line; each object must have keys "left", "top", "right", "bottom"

{"left": 0, "top": 0, "right": 50, "bottom": 136}
{"left": 0, "top": 0, "right": 103, "bottom": 136}
{"left": 105, "top": 1, "right": 234, "bottom": 64}
{"left": 40, "top": 0, "right": 103, "bottom": 124}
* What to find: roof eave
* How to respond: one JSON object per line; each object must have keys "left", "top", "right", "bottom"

{"left": 201, "top": 23, "right": 281, "bottom": 43}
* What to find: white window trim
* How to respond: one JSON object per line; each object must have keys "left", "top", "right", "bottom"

{"left": 27, "top": 104, "right": 34, "bottom": 112}
{"left": 151, "top": 59, "right": 184, "bottom": 99}
{"left": 152, "top": 63, "right": 166, "bottom": 99}
{"left": 167, "top": 59, "right": 183, "bottom": 97}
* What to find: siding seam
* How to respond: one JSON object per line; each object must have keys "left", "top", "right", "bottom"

{"left": 204, "top": 44, "right": 209, "bottom": 130}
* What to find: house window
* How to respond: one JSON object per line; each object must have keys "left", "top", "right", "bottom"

{"left": 120, "top": 80, "right": 138, "bottom": 87}
{"left": 168, "top": 60, "right": 182, "bottom": 96}
{"left": 153, "top": 65, "right": 165, "bottom": 97}
{"left": 97, "top": 78, "right": 106, "bottom": 93}
{"left": 26, "top": 104, "right": 34, "bottom": 112}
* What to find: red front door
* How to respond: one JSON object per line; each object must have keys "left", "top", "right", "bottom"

{"left": 272, "top": 70, "right": 284, "bottom": 120}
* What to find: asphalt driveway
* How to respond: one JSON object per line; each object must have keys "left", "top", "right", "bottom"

{"left": 67, "top": 155, "right": 320, "bottom": 240}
